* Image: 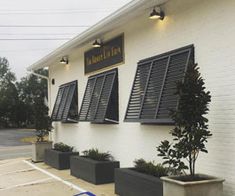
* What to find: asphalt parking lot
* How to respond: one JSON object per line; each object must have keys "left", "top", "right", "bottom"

{"left": 0, "top": 158, "right": 115, "bottom": 196}
{"left": 0, "top": 129, "right": 34, "bottom": 160}
{"left": 0, "top": 129, "right": 34, "bottom": 147}
{"left": 0, "top": 129, "right": 116, "bottom": 196}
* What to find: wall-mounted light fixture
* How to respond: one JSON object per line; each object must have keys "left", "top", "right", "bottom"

{"left": 92, "top": 39, "right": 102, "bottom": 48}
{"left": 52, "top": 78, "right": 55, "bottom": 85}
{"left": 60, "top": 56, "right": 69, "bottom": 64}
{"left": 149, "top": 7, "right": 165, "bottom": 20}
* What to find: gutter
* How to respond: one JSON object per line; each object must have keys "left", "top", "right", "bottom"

{"left": 27, "top": 0, "right": 168, "bottom": 71}
{"left": 29, "top": 70, "right": 49, "bottom": 80}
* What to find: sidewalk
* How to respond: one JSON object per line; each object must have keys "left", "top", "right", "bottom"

{"left": 0, "top": 158, "right": 116, "bottom": 196}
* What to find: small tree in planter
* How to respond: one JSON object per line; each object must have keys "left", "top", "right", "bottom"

{"left": 158, "top": 63, "right": 224, "bottom": 196}
{"left": 32, "top": 94, "right": 53, "bottom": 162}
{"left": 34, "top": 95, "right": 52, "bottom": 142}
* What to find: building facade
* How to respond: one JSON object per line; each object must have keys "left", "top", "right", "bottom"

{"left": 28, "top": 0, "right": 235, "bottom": 195}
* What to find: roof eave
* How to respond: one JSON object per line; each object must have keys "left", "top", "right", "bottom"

{"left": 27, "top": 0, "right": 167, "bottom": 71}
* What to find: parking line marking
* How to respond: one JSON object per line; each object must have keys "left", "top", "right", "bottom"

{"left": 23, "top": 160, "right": 87, "bottom": 193}
{"left": 0, "top": 177, "right": 52, "bottom": 191}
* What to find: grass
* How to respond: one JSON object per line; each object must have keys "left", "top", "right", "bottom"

{"left": 20, "top": 136, "right": 49, "bottom": 143}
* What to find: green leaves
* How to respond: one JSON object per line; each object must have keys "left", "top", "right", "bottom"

{"left": 157, "top": 140, "right": 188, "bottom": 175}
{"left": 34, "top": 92, "right": 52, "bottom": 142}
{"left": 0, "top": 57, "right": 18, "bottom": 128}
{"left": 54, "top": 142, "right": 74, "bottom": 152}
{"left": 157, "top": 63, "right": 212, "bottom": 176}
{"left": 134, "top": 159, "right": 168, "bottom": 177}
{"left": 0, "top": 56, "right": 48, "bottom": 128}
{"left": 82, "top": 148, "right": 114, "bottom": 161}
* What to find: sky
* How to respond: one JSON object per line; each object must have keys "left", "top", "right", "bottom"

{"left": 0, "top": 0, "right": 131, "bottom": 80}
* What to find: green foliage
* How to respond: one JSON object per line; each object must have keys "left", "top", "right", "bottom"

{"left": 0, "top": 57, "right": 19, "bottom": 127}
{"left": 134, "top": 159, "right": 168, "bottom": 177}
{"left": 54, "top": 142, "right": 74, "bottom": 152}
{"left": 83, "top": 148, "right": 113, "bottom": 161}
{"left": 34, "top": 92, "right": 52, "bottom": 142}
{"left": 0, "top": 56, "right": 48, "bottom": 128}
{"left": 16, "top": 69, "right": 48, "bottom": 127}
{"left": 157, "top": 63, "right": 212, "bottom": 177}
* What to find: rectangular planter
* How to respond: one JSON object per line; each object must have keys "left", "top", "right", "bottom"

{"left": 161, "top": 174, "right": 224, "bottom": 196}
{"left": 44, "top": 149, "right": 79, "bottom": 170}
{"left": 32, "top": 141, "right": 52, "bottom": 162}
{"left": 70, "top": 156, "right": 120, "bottom": 184}
{"left": 115, "top": 168, "right": 163, "bottom": 196}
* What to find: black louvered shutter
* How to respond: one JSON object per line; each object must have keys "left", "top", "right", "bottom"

{"left": 78, "top": 68, "right": 118, "bottom": 124}
{"left": 125, "top": 45, "right": 194, "bottom": 124}
{"left": 51, "top": 87, "right": 64, "bottom": 121}
{"left": 51, "top": 80, "right": 78, "bottom": 123}
{"left": 62, "top": 82, "right": 77, "bottom": 122}
{"left": 57, "top": 85, "right": 70, "bottom": 120}
{"left": 78, "top": 78, "right": 96, "bottom": 121}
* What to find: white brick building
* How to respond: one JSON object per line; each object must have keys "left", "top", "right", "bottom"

{"left": 28, "top": 0, "right": 235, "bottom": 195}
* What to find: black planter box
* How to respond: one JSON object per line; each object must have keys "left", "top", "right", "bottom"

{"left": 70, "top": 156, "right": 120, "bottom": 184}
{"left": 44, "top": 149, "right": 79, "bottom": 170}
{"left": 115, "top": 168, "right": 163, "bottom": 196}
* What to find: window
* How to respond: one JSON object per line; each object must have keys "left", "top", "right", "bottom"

{"left": 125, "top": 45, "right": 194, "bottom": 124}
{"left": 78, "top": 68, "right": 118, "bottom": 124}
{"left": 51, "top": 80, "right": 78, "bottom": 123}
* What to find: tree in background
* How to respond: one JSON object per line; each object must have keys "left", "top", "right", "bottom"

{"left": 0, "top": 56, "right": 48, "bottom": 128}
{"left": 0, "top": 57, "right": 19, "bottom": 127}
{"left": 16, "top": 69, "right": 48, "bottom": 127}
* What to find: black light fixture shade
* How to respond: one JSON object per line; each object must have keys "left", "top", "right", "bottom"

{"left": 92, "top": 39, "right": 101, "bottom": 48}
{"left": 149, "top": 8, "right": 165, "bottom": 20}
{"left": 60, "top": 57, "right": 69, "bottom": 64}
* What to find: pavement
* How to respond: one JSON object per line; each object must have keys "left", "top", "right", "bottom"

{"left": 0, "top": 129, "right": 34, "bottom": 146}
{"left": 0, "top": 158, "right": 116, "bottom": 196}
{"left": 0, "top": 129, "right": 116, "bottom": 196}
{"left": 0, "top": 145, "right": 32, "bottom": 160}
{"left": 0, "top": 129, "right": 34, "bottom": 160}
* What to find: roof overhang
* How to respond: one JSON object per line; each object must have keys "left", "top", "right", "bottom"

{"left": 27, "top": 0, "right": 168, "bottom": 71}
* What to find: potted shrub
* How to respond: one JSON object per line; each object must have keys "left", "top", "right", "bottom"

{"left": 70, "top": 148, "right": 120, "bottom": 184}
{"left": 44, "top": 142, "right": 79, "bottom": 170}
{"left": 115, "top": 159, "right": 168, "bottom": 196}
{"left": 157, "top": 63, "right": 224, "bottom": 196}
{"left": 32, "top": 95, "right": 53, "bottom": 162}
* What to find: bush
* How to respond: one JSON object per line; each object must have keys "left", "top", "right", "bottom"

{"left": 83, "top": 148, "right": 113, "bottom": 161}
{"left": 133, "top": 159, "right": 168, "bottom": 178}
{"left": 54, "top": 142, "right": 74, "bottom": 152}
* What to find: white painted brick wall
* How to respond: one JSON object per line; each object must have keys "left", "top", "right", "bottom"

{"left": 49, "top": 0, "right": 235, "bottom": 195}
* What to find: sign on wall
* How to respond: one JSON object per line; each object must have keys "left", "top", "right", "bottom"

{"left": 84, "top": 34, "right": 124, "bottom": 74}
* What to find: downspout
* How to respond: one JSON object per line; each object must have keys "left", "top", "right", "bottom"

{"left": 28, "top": 70, "right": 51, "bottom": 112}
{"left": 28, "top": 70, "right": 51, "bottom": 111}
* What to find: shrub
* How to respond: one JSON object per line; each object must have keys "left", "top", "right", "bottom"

{"left": 133, "top": 159, "right": 168, "bottom": 178}
{"left": 83, "top": 148, "right": 113, "bottom": 161}
{"left": 54, "top": 142, "right": 74, "bottom": 152}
